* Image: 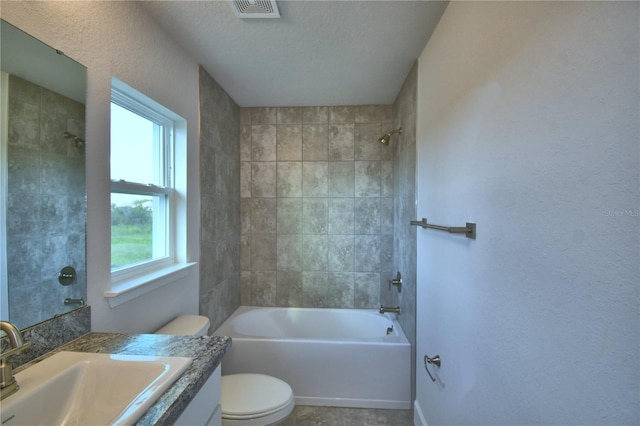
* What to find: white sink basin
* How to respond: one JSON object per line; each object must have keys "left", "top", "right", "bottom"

{"left": 0, "top": 351, "right": 192, "bottom": 425}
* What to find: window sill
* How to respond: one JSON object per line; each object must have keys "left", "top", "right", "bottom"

{"left": 104, "top": 262, "right": 197, "bottom": 308}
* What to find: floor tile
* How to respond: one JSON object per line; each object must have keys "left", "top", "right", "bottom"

{"left": 282, "top": 406, "right": 413, "bottom": 426}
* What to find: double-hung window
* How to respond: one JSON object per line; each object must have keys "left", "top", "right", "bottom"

{"left": 108, "top": 78, "right": 188, "bottom": 303}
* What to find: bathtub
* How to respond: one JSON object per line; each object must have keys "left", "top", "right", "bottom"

{"left": 214, "top": 306, "right": 411, "bottom": 409}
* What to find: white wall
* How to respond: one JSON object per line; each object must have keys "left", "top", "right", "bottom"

{"left": 1, "top": 2, "right": 200, "bottom": 333}
{"left": 415, "top": 2, "right": 638, "bottom": 425}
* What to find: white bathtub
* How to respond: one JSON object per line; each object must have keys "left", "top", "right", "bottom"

{"left": 214, "top": 306, "right": 411, "bottom": 409}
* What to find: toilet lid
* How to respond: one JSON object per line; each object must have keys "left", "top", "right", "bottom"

{"left": 155, "top": 315, "right": 210, "bottom": 336}
{"left": 221, "top": 374, "right": 294, "bottom": 418}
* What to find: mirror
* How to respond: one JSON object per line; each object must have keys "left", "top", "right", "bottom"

{"left": 1, "top": 19, "right": 87, "bottom": 330}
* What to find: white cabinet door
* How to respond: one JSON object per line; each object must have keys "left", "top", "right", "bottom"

{"left": 175, "top": 365, "right": 221, "bottom": 426}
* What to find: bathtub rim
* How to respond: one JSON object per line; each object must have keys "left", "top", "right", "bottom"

{"left": 215, "top": 305, "right": 410, "bottom": 345}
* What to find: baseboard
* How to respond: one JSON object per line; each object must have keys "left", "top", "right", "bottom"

{"left": 414, "top": 399, "right": 427, "bottom": 426}
{"left": 295, "top": 396, "right": 411, "bottom": 410}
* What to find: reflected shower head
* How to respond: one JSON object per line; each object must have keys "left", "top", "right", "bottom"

{"left": 378, "top": 128, "right": 402, "bottom": 145}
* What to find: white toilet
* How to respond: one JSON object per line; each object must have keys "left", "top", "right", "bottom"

{"left": 155, "top": 315, "right": 295, "bottom": 426}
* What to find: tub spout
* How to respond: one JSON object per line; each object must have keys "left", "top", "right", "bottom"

{"left": 379, "top": 306, "right": 400, "bottom": 315}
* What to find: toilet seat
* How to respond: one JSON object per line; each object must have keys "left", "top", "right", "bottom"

{"left": 221, "top": 374, "right": 294, "bottom": 425}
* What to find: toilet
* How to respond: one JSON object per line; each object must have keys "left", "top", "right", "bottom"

{"left": 155, "top": 315, "right": 295, "bottom": 426}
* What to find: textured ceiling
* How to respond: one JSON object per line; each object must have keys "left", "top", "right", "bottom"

{"left": 142, "top": 1, "right": 447, "bottom": 107}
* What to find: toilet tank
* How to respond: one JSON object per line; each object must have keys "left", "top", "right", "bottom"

{"left": 155, "top": 315, "right": 210, "bottom": 336}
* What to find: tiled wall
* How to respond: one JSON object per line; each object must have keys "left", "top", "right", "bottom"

{"left": 239, "top": 105, "right": 395, "bottom": 308}
{"left": 6, "top": 75, "right": 86, "bottom": 329}
{"left": 198, "top": 67, "right": 242, "bottom": 331}
{"left": 389, "top": 61, "right": 418, "bottom": 401}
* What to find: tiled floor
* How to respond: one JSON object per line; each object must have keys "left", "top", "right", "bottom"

{"left": 281, "top": 406, "right": 414, "bottom": 426}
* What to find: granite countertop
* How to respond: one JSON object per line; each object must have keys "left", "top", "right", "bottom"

{"left": 14, "top": 332, "right": 231, "bottom": 426}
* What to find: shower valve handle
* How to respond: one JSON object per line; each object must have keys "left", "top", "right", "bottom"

{"left": 389, "top": 272, "right": 402, "bottom": 292}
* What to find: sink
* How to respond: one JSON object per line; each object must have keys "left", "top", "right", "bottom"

{"left": 0, "top": 351, "right": 192, "bottom": 425}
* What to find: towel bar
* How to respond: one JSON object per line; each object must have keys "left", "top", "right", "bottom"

{"left": 410, "top": 218, "right": 476, "bottom": 239}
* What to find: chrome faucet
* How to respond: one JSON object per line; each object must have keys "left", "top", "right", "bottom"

{"left": 379, "top": 306, "right": 401, "bottom": 315}
{"left": 1, "top": 321, "right": 30, "bottom": 400}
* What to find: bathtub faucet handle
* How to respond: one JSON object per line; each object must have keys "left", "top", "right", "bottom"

{"left": 389, "top": 272, "right": 402, "bottom": 292}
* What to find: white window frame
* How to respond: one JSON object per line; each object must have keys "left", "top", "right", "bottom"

{"left": 106, "top": 78, "right": 193, "bottom": 307}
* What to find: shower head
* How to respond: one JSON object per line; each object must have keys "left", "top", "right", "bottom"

{"left": 378, "top": 128, "right": 402, "bottom": 145}
{"left": 63, "top": 131, "right": 85, "bottom": 148}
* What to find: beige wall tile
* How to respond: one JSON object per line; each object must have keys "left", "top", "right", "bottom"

{"left": 251, "top": 271, "right": 276, "bottom": 306}
{"left": 328, "top": 235, "right": 355, "bottom": 272}
{"left": 250, "top": 198, "right": 277, "bottom": 234}
{"left": 277, "top": 198, "right": 302, "bottom": 234}
{"left": 355, "top": 161, "right": 381, "bottom": 197}
{"left": 302, "top": 198, "right": 328, "bottom": 234}
{"left": 250, "top": 235, "right": 277, "bottom": 270}
{"left": 277, "top": 235, "right": 303, "bottom": 271}
{"left": 277, "top": 162, "right": 302, "bottom": 197}
{"left": 302, "top": 124, "right": 329, "bottom": 160}
{"left": 329, "top": 105, "right": 356, "bottom": 123}
{"left": 302, "top": 161, "right": 329, "bottom": 197}
{"left": 251, "top": 162, "right": 276, "bottom": 197}
{"left": 354, "top": 123, "right": 383, "bottom": 160}
{"left": 240, "top": 125, "right": 252, "bottom": 161}
{"left": 240, "top": 108, "right": 251, "bottom": 125}
{"left": 302, "top": 271, "right": 329, "bottom": 307}
{"left": 302, "top": 106, "right": 329, "bottom": 123}
{"left": 251, "top": 107, "right": 276, "bottom": 124}
{"left": 328, "top": 198, "right": 355, "bottom": 235}
{"left": 277, "top": 107, "right": 302, "bottom": 124}
{"left": 251, "top": 125, "right": 277, "bottom": 161}
{"left": 328, "top": 124, "right": 355, "bottom": 160}
{"left": 240, "top": 161, "right": 252, "bottom": 198}
{"left": 355, "top": 105, "right": 393, "bottom": 123}
{"left": 277, "top": 271, "right": 302, "bottom": 307}
{"left": 276, "top": 125, "right": 302, "bottom": 160}
{"left": 327, "top": 272, "right": 355, "bottom": 308}
{"left": 328, "top": 161, "right": 355, "bottom": 197}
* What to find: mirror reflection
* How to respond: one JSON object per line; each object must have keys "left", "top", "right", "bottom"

{"left": 1, "top": 19, "right": 87, "bottom": 329}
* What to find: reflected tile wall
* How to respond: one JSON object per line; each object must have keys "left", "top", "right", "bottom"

{"left": 241, "top": 105, "right": 393, "bottom": 309}
{"left": 6, "top": 75, "right": 86, "bottom": 329}
{"left": 198, "top": 67, "right": 241, "bottom": 331}
{"left": 0, "top": 306, "right": 90, "bottom": 369}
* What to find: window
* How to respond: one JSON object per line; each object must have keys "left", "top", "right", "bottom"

{"left": 109, "top": 78, "right": 189, "bottom": 300}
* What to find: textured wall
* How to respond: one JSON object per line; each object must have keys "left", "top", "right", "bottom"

{"left": 6, "top": 75, "right": 86, "bottom": 329}
{"left": 239, "top": 106, "right": 394, "bottom": 308}
{"left": 415, "top": 2, "right": 639, "bottom": 424}
{"left": 198, "top": 66, "right": 241, "bottom": 331}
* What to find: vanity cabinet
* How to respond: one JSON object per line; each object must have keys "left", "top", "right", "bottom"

{"left": 175, "top": 365, "right": 222, "bottom": 426}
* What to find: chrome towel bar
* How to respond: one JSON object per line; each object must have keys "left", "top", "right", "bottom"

{"left": 410, "top": 218, "right": 476, "bottom": 239}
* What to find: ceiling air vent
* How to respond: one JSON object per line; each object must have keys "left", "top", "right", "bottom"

{"left": 230, "top": 0, "right": 280, "bottom": 18}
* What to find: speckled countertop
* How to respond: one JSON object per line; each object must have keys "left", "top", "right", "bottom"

{"left": 14, "top": 332, "right": 231, "bottom": 426}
